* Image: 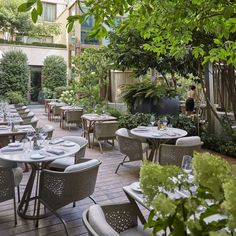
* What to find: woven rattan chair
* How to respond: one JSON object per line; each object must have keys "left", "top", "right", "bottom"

{"left": 49, "top": 136, "right": 88, "bottom": 171}
{"left": 115, "top": 128, "right": 149, "bottom": 173}
{"left": 159, "top": 143, "right": 203, "bottom": 166}
{"left": 22, "top": 112, "right": 35, "bottom": 123}
{"left": 0, "top": 159, "right": 23, "bottom": 203}
{"left": 52, "top": 105, "right": 62, "bottom": 121}
{"left": 63, "top": 109, "right": 83, "bottom": 130}
{"left": 36, "top": 158, "right": 101, "bottom": 236}
{"left": 93, "top": 121, "right": 119, "bottom": 153}
{"left": 16, "top": 106, "right": 27, "bottom": 113}
{"left": 0, "top": 167, "right": 20, "bottom": 225}
{"left": 83, "top": 202, "right": 152, "bottom": 236}
{"left": 19, "top": 108, "right": 30, "bottom": 118}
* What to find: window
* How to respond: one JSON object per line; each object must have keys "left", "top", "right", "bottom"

{"left": 80, "top": 4, "right": 99, "bottom": 45}
{"left": 39, "top": 2, "right": 56, "bottom": 22}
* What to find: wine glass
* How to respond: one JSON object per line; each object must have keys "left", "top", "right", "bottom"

{"left": 181, "top": 155, "right": 192, "bottom": 174}
{"left": 162, "top": 116, "right": 168, "bottom": 129}
{"left": 27, "top": 130, "right": 35, "bottom": 151}
{"left": 150, "top": 115, "right": 156, "bottom": 132}
{"left": 38, "top": 128, "right": 48, "bottom": 146}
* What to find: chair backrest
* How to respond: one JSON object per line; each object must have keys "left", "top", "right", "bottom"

{"left": 0, "top": 167, "right": 15, "bottom": 203}
{"left": 65, "top": 110, "right": 83, "bottom": 124}
{"left": 38, "top": 158, "right": 101, "bottom": 211}
{"left": 52, "top": 105, "right": 62, "bottom": 116}
{"left": 115, "top": 128, "right": 143, "bottom": 161}
{"left": 22, "top": 112, "right": 35, "bottom": 123}
{"left": 176, "top": 136, "right": 203, "bottom": 146}
{"left": 62, "top": 136, "right": 88, "bottom": 160}
{"left": 83, "top": 202, "right": 139, "bottom": 236}
{"left": 30, "top": 117, "right": 38, "bottom": 128}
{"left": 159, "top": 144, "right": 202, "bottom": 166}
{"left": 19, "top": 109, "right": 30, "bottom": 118}
{"left": 94, "top": 121, "right": 119, "bottom": 139}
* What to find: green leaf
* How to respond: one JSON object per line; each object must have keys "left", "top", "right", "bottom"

{"left": 31, "top": 8, "right": 38, "bottom": 23}
{"left": 18, "top": 2, "right": 35, "bottom": 12}
{"left": 37, "top": 0, "right": 43, "bottom": 16}
{"left": 67, "top": 22, "right": 74, "bottom": 33}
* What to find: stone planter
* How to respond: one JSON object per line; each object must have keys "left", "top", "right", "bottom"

{"left": 132, "top": 96, "right": 179, "bottom": 116}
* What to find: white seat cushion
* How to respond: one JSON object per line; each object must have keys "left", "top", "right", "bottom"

{"left": 176, "top": 136, "right": 202, "bottom": 146}
{"left": 88, "top": 205, "right": 119, "bottom": 236}
{"left": 49, "top": 156, "right": 75, "bottom": 169}
{"left": 120, "top": 225, "right": 153, "bottom": 236}
{"left": 64, "top": 159, "right": 100, "bottom": 173}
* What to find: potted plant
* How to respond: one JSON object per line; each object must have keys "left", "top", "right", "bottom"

{"left": 121, "top": 81, "right": 179, "bottom": 115}
{"left": 140, "top": 152, "right": 236, "bottom": 235}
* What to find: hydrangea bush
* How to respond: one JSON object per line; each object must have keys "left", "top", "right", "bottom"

{"left": 140, "top": 152, "right": 236, "bottom": 235}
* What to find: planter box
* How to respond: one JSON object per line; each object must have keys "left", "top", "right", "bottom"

{"left": 132, "top": 96, "right": 180, "bottom": 116}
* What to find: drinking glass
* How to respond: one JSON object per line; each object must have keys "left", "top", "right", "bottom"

{"left": 38, "top": 128, "right": 48, "bottom": 145}
{"left": 27, "top": 130, "right": 35, "bottom": 150}
{"left": 181, "top": 155, "right": 192, "bottom": 174}
{"left": 162, "top": 116, "right": 168, "bottom": 129}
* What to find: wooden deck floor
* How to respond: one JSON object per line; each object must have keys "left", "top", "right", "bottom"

{"left": 0, "top": 105, "right": 235, "bottom": 236}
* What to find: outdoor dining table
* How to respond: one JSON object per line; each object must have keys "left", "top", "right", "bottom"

{"left": 0, "top": 124, "right": 35, "bottom": 141}
{"left": 59, "top": 105, "right": 83, "bottom": 128}
{"left": 81, "top": 113, "right": 117, "bottom": 148}
{"left": 131, "top": 126, "right": 187, "bottom": 162}
{"left": 0, "top": 138, "right": 80, "bottom": 220}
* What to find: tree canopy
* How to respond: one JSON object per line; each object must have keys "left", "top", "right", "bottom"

{"left": 19, "top": 0, "right": 236, "bottom": 66}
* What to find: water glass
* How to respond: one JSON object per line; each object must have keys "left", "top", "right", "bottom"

{"left": 27, "top": 130, "right": 35, "bottom": 150}
{"left": 38, "top": 128, "right": 48, "bottom": 145}
{"left": 181, "top": 155, "right": 192, "bottom": 174}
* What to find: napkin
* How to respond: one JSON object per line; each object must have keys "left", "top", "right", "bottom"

{"left": 1, "top": 146, "right": 24, "bottom": 152}
{"left": 49, "top": 138, "right": 64, "bottom": 145}
{"left": 46, "top": 149, "right": 65, "bottom": 155}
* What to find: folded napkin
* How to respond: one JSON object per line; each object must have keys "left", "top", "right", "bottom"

{"left": 1, "top": 147, "right": 24, "bottom": 152}
{"left": 49, "top": 138, "right": 64, "bottom": 145}
{"left": 46, "top": 149, "right": 65, "bottom": 155}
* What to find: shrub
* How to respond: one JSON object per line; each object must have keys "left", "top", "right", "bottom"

{"left": 42, "top": 87, "right": 53, "bottom": 99}
{"left": 118, "top": 113, "right": 152, "bottom": 129}
{"left": 42, "top": 56, "right": 67, "bottom": 92}
{"left": 0, "top": 50, "right": 29, "bottom": 97}
{"left": 53, "top": 86, "right": 68, "bottom": 99}
{"left": 4, "top": 91, "right": 27, "bottom": 105}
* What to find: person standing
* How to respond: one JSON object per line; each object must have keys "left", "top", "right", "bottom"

{"left": 185, "top": 85, "right": 197, "bottom": 116}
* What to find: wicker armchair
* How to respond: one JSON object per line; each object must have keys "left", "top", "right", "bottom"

{"left": 83, "top": 202, "right": 152, "bottom": 236}
{"left": 63, "top": 109, "right": 83, "bottom": 130}
{"left": 115, "top": 128, "right": 149, "bottom": 173}
{"left": 52, "top": 105, "right": 62, "bottom": 121}
{"left": 159, "top": 143, "right": 203, "bottom": 166}
{"left": 93, "top": 121, "right": 119, "bottom": 153}
{"left": 36, "top": 158, "right": 101, "bottom": 236}
{"left": 0, "top": 167, "right": 20, "bottom": 225}
{"left": 22, "top": 112, "right": 35, "bottom": 123}
{"left": 49, "top": 136, "right": 88, "bottom": 171}
{"left": 19, "top": 108, "right": 30, "bottom": 117}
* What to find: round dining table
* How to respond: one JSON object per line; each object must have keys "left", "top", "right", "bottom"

{"left": 131, "top": 126, "right": 187, "bottom": 162}
{"left": 0, "top": 139, "right": 80, "bottom": 219}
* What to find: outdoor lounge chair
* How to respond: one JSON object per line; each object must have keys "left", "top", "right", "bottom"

{"left": 36, "top": 158, "right": 101, "bottom": 236}
{"left": 49, "top": 136, "right": 88, "bottom": 171}
{"left": 93, "top": 121, "right": 119, "bottom": 153}
{"left": 115, "top": 128, "right": 149, "bottom": 173}
{"left": 175, "top": 136, "right": 203, "bottom": 146}
{"left": 83, "top": 202, "right": 152, "bottom": 236}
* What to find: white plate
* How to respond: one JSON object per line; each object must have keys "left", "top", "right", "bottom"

{"left": 62, "top": 141, "right": 75, "bottom": 147}
{"left": 8, "top": 142, "right": 21, "bottom": 147}
{"left": 30, "top": 153, "right": 45, "bottom": 159}
{"left": 130, "top": 182, "right": 142, "bottom": 192}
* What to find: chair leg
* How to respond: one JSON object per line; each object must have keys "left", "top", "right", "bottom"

{"left": 24, "top": 163, "right": 29, "bottom": 172}
{"left": 13, "top": 196, "right": 17, "bottom": 225}
{"left": 115, "top": 156, "right": 128, "bottom": 174}
{"left": 17, "top": 186, "right": 21, "bottom": 203}
{"left": 97, "top": 141, "right": 103, "bottom": 154}
{"left": 73, "top": 201, "right": 76, "bottom": 207}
